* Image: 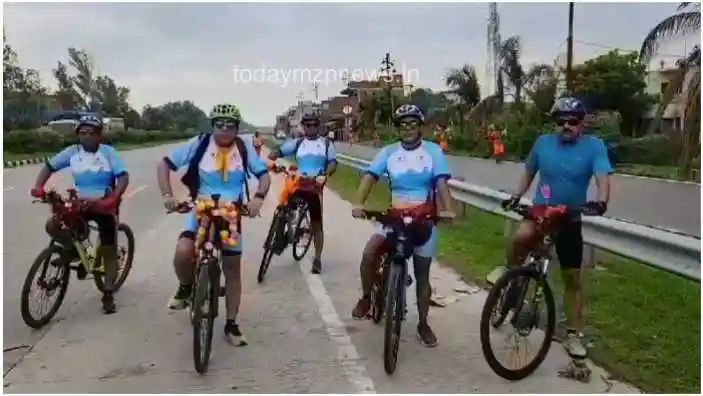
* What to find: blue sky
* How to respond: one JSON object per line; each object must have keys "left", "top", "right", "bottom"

{"left": 4, "top": 2, "right": 698, "bottom": 126}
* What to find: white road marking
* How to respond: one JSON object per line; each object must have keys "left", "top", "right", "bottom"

{"left": 4, "top": 185, "right": 15, "bottom": 192}
{"left": 302, "top": 265, "right": 376, "bottom": 394}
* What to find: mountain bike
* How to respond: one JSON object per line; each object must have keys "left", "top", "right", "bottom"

{"left": 479, "top": 202, "right": 596, "bottom": 381}
{"left": 168, "top": 194, "right": 250, "bottom": 375}
{"left": 257, "top": 163, "right": 320, "bottom": 283}
{"left": 20, "top": 188, "right": 135, "bottom": 329}
{"left": 358, "top": 208, "right": 434, "bottom": 375}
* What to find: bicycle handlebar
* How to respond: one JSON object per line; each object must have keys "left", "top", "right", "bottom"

{"left": 358, "top": 209, "right": 434, "bottom": 227}
{"left": 508, "top": 202, "right": 599, "bottom": 220}
{"left": 165, "top": 194, "right": 252, "bottom": 218}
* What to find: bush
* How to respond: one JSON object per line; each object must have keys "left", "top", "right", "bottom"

{"left": 3, "top": 128, "right": 196, "bottom": 154}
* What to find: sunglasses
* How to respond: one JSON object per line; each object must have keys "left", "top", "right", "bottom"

{"left": 213, "top": 119, "right": 239, "bottom": 130}
{"left": 556, "top": 118, "right": 581, "bottom": 127}
{"left": 77, "top": 128, "right": 100, "bottom": 136}
{"left": 397, "top": 121, "right": 420, "bottom": 130}
{"left": 303, "top": 122, "right": 319, "bottom": 127}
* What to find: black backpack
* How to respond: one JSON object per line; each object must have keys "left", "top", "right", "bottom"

{"left": 180, "top": 133, "right": 250, "bottom": 202}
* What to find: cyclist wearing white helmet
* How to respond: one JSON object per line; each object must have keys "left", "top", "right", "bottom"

{"left": 350, "top": 104, "right": 456, "bottom": 347}
{"left": 157, "top": 103, "right": 271, "bottom": 346}
{"left": 31, "top": 114, "right": 130, "bottom": 314}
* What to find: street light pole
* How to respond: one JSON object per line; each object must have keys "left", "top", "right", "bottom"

{"left": 566, "top": 2, "right": 575, "bottom": 94}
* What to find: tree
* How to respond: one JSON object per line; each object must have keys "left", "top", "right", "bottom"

{"left": 499, "top": 35, "right": 526, "bottom": 107}
{"left": 571, "top": 50, "right": 654, "bottom": 135}
{"left": 640, "top": 3, "right": 700, "bottom": 177}
{"left": 52, "top": 61, "right": 81, "bottom": 110}
{"left": 523, "top": 64, "right": 559, "bottom": 119}
{"left": 67, "top": 47, "right": 96, "bottom": 108}
{"left": 445, "top": 64, "right": 481, "bottom": 134}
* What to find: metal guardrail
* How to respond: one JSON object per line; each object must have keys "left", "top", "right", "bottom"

{"left": 336, "top": 153, "right": 701, "bottom": 281}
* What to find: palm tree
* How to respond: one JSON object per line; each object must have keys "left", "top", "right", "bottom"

{"left": 498, "top": 35, "right": 526, "bottom": 107}
{"left": 640, "top": 3, "right": 700, "bottom": 178}
{"left": 445, "top": 64, "right": 482, "bottom": 135}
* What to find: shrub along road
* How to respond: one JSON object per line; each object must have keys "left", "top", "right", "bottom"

{"left": 333, "top": 141, "right": 701, "bottom": 237}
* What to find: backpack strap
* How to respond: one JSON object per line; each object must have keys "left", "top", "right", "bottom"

{"left": 181, "top": 133, "right": 211, "bottom": 200}
{"left": 233, "top": 136, "right": 251, "bottom": 203}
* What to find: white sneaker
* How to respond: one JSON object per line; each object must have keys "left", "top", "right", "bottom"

{"left": 563, "top": 332, "right": 587, "bottom": 358}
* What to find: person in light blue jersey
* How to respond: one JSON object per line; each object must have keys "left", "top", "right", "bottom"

{"left": 501, "top": 96, "right": 612, "bottom": 359}
{"left": 268, "top": 112, "right": 338, "bottom": 274}
{"left": 156, "top": 103, "right": 271, "bottom": 346}
{"left": 350, "top": 104, "right": 456, "bottom": 347}
{"left": 30, "top": 115, "right": 130, "bottom": 315}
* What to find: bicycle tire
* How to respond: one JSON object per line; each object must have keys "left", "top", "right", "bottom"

{"left": 383, "top": 262, "right": 404, "bottom": 375}
{"left": 20, "top": 245, "right": 71, "bottom": 329}
{"left": 479, "top": 267, "right": 556, "bottom": 381}
{"left": 94, "top": 223, "right": 135, "bottom": 293}
{"left": 370, "top": 254, "right": 389, "bottom": 324}
{"left": 490, "top": 269, "right": 529, "bottom": 328}
{"left": 291, "top": 203, "right": 313, "bottom": 262}
{"left": 192, "top": 263, "right": 215, "bottom": 375}
{"left": 258, "top": 209, "right": 284, "bottom": 284}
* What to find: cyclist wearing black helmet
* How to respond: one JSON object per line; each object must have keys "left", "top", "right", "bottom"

{"left": 500, "top": 96, "right": 612, "bottom": 358}
{"left": 350, "top": 104, "right": 456, "bottom": 347}
{"left": 30, "top": 115, "right": 130, "bottom": 314}
{"left": 268, "top": 112, "right": 337, "bottom": 274}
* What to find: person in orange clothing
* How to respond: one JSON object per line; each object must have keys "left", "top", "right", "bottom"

{"left": 372, "top": 130, "right": 380, "bottom": 147}
{"left": 435, "top": 124, "right": 450, "bottom": 153}
{"left": 486, "top": 124, "right": 505, "bottom": 163}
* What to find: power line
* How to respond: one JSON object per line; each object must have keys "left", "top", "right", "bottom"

{"left": 573, "top": 39, "right": 689, "bottom": 58}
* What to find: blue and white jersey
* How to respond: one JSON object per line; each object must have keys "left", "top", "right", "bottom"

{"left": 166, "top": 135, "right": 268, "bottom": 201}
{"left": 279, "top": 137, "right": 337, "bottom": 176}
{"left": 366, "top": 141, "right": 451, "bottom": 207}
{"left": 47, "top": 144, "right": 127, "bottom": 199}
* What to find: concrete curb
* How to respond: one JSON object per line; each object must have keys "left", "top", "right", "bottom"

{"left": 3, "top": 156, "right": 49, "bottom": 169}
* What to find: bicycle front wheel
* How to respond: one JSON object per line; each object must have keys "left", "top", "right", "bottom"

{"left": 383, "top": 262, "right": 405, "bottom": 375}
{"left": 192, "top": 263, "right": 216, "bottom": 374}
{"left": 258, "top": 209, "right": 284, "bottom": 284}
{"left": 20, "top": 245, "right": 71, "bottom": 329}
{"left": 291, "top": 203, "right": 313, "bottom": 261}
{"left": 479, "top": 267, "right": 556, "bottom": 381}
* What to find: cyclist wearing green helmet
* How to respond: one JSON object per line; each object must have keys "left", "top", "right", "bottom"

{"left": 157, "top": 103, "right": 271, "bottom": 346}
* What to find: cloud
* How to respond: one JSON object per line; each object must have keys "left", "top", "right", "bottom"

{"left": 4, "top": 2, "right": 698, "bottom": 125}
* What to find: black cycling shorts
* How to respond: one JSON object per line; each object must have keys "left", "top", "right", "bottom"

{"left": 291, "top": 189, "right": 322, "bottom": 222}
{"left": 553, "top": 218, "right": 583, "bottom": 270}
{"left": 85, "top": 211, "right": 118, "bottom": 246}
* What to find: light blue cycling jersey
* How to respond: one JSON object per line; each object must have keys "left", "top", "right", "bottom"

{"left": 166, "top": 134, "right": 268, "bottom": 202}
{"left": 366, "top": 140, "right": 451, "bottom": 205}
{"left": 278, "top": 136, "right": 337, "bottom": 176}
{"left": 48, "top": 144, "right": 127, "bottom": 199}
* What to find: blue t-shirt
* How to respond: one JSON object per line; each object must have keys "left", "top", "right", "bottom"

{"left": 166, "top": 135, "right": 268, "bottom": 201}
{"left": 366, "top": 141, "right": 451, "bottom": 205}
{"left": 526, "top": 133, "right": 613, "bottom": 208}
{"left": 48, "top": 144, "right": 127, "bottom": 199}
{"left": 279, "top": 136, "right": 337, "bottom": 176}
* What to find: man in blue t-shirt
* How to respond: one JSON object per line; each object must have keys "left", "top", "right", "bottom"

{"left": 501, "top": 97, "right": 612, "bottom": 359}
{"left": 30, "top": 115, "right": 130, "bottom": 315}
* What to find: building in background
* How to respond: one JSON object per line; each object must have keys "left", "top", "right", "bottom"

{"left": 641, "top": 64, "right": 699, "bottom": 134}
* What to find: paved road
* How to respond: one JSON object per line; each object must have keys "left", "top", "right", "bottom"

{"left": 334, "top": 142, "right": 701, "bottom": 237}
{"left": 3, "top": 143, "right": 638, "bottom": 393}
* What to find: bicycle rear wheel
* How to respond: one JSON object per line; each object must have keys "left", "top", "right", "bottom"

{"left": 258, "top": 209, "right": 284, "bottom": 284}
{"left": 94, "top": 223, "right": 135, "bottom": 293}
{"left": 192, "top": 262, "right": 216, "bottom": 374}
{"left": 369, "top": 254, "right": 389, "bottom": 324}
{"left": 291, "top": 202, "right": 313, "bottom": 262}
{"left": 479, "top": 267, "right": 556, "bottom": 381}
{"left": 383, "top": 262, "right": 405, "bottom": 375}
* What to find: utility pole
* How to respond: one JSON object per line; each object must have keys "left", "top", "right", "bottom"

{"left": 312, "top": 81, "right": 319, "bottom": 103}
{"left": 380, "top": 52, "right": 397, "bottom": 129}
{"left": 566, "top": 2, "right": 575, "bottom": 94}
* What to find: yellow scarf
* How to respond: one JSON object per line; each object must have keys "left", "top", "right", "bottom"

{"left": 214, "top": 146, "right": 233, "bottom": 181}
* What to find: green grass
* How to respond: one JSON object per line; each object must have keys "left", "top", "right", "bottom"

{"left": 3, "top": 139, "right": 185, "bottom": 163}
{"left": 325, "top": 162, "right": 701, "bottom": 394}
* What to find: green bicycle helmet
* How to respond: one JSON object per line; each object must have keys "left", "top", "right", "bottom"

{"left": 209, "top": 103, "right": 241, "bottom": 120}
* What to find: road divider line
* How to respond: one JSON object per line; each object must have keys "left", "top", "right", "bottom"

{"left": 301, "top": 264, "right": 376, "bottom": 394}
{"left": 123, "top": 185, "right": 147, "bottom": 199}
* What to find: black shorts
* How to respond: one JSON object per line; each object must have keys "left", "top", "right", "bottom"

{"left": 553, "top": 218, "right": 583, "bottom": 270}
{"left": 85, "top": 211, "right": 118, "bottom": 246}
{"left": 291, "top": 190, "right": 322, "bottom": 222}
